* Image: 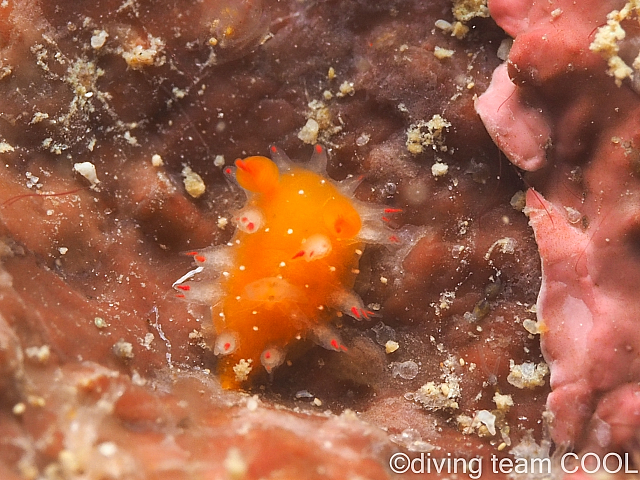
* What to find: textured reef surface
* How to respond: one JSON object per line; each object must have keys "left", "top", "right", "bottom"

{"left": 478, "top": 0, "right": 640, "bottom": 474}
{"left": 0, "top": 0, "right": 562, "bottom": 478}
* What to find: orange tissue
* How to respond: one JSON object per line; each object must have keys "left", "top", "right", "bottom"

{"left": 176, "top": 145, "right": 395, "bottom": 389}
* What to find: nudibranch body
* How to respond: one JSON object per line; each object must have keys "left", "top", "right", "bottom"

{"left": 176, "top": 145, "right": 397, "bottom": 389}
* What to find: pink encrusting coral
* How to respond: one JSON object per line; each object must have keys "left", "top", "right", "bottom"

{"left": 478, "top": 0, "right": 640, "bottom": 458}
{"left": 475, "top": 63, "right": 550, "bottom": 171}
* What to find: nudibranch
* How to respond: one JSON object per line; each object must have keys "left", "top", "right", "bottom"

{"left": 175, "top": 145, "right": 399, "bottom": 389}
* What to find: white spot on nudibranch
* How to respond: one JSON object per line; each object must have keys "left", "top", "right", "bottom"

{"left": 292, "top": 234, "right": 333, "bottom": 262}
{"left": 234, "top": 207, "right": 264, "bottom": 233}
{"left": 260, "top": 347, "right": 285, "bottom": 373}
{"left": 214, "top": 332, "right": 238, "bottom": 356}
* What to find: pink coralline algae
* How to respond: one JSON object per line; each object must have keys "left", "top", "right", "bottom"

{"left": 478, "top": 0, "right": 640, "bottom": 459}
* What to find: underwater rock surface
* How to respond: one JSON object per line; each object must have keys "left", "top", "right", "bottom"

{"left": 0, "top": 0, "right": 549, "bottom": 477}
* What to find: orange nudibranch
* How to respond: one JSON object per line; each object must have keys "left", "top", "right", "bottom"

{"left": 176, "top": 145, "right": 397, "bottom": 389}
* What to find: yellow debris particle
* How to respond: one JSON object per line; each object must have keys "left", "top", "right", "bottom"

{"left": 123, "top": 130, "right": 138, "bottom": 145}
{"left": 457, "top": 414, "right": 474, "bottom": 434}
{"left": 507, "top": 360, "right": 549, "bottom": 389}
{"left": 431, "top": 162, "right": 449, "bottom": 177}
{"left": 336, "top": 80, "right": 355, "bottom": 97}
{"left": 233, "top": 358, "right": 253, "bottom": 382}
{"left": 474, "top": 410, "right": 497, "bottom": 436}
{"left": 181, "top": 165, "right": 206, "bottom": 198}
{"left": 385, "top": 340, "right": 399, "bottom": 353}
{"left": 484, "top": 237, "right": 516, "bottom": 260}
{"left": 210, "top": 155, "right": 223, "bottom": 168}
{"left": 151, "top": 154, "right": 164, "bottom": 167}
{"left": 435, "top": 19, "right": 470, "bottom": 39}
{"left": 452, "top": 0, "right": 489, "bottom": 22}
{"left": 434, "top": 46, "right": 455, "bottom": 60}
{"left": 30, "top": 112, "right": 49, "bottom": 124}
{"left": 27, "top": 395, "right": 46, "bottom": 407}
{"left": 510, "top": 191, "right": 526, "bottom": 211}
{"left": 451, "top": 21, "right": 470, "bottom": 39}
{"left": 590, "top": 1, "right": 640, "bottom": 86}
{"left": 94, "top": 316, "right": 109, "bottom": 329}
{"left": 25, "top": 345, "right": 51, "bottom": 364}
{"left": 91, "top": 30, "right": 108, "bottom": 49}
{"left": 406, "top": 114, "right": 451, "bottom": 154}
{"left": 440, "top": 383, "right": 450, "bottom": 396}
{"left": 122, "top": 35, "right": 165, "bottom": 69}
{"left": 73, "top": 162, "right": 100, "bottom": 186}
{"left": 113, "top": 339, "right": 134, "bottom": 359}
{"left": 457, "top": 410, "right": 497, "bottom": 437}
{"left": 523, "top": 318, "right": 547, "bottom": 335}
{"left": 217, "top": 217, "right": 229, "bottom": 229}
{"left": 0, "top": 142, "right": 15, "bottom": 153}
{"left": 493, "top": 392, "right": 514, "bottom": 411}
{"left": 550, "top": 8, "right": 563, "bottom": 19}
{"left": 298, "top": 118, "right": 320, "bottom": 144}
{"left": 299, "top": 100, "right": 342, "bottom": 144}
{"left": 412, "top": 381, "right": 460, "bottom": 410}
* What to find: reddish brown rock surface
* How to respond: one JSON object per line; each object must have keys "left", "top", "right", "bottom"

{"left": 0, "top": 0, "right": 548, "bottom": 478}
